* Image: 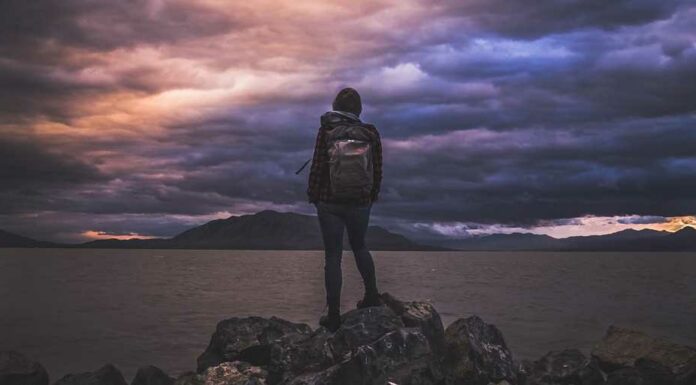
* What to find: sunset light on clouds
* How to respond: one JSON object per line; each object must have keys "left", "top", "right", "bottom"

{"left": 1, "top": 0, "right": 695, "bottom": 242}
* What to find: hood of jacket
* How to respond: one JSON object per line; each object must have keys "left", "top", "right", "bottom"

{"left": 332, "top": 87, "right": 362, "bottom": 116}
{"left": 320, "top": 110, "right": 362, "bottom": 128}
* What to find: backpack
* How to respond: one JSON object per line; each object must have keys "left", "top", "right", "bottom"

{"left": 324, "top": 121, "right": 377, "bottom": 201}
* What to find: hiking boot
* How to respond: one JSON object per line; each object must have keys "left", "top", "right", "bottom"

{"left": 319, "top": 311, "right": 342, "bottom": 332}
{"left": 356, "top": 291, "right": 383, "bottom": 309}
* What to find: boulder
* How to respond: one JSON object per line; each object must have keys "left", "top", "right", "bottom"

{"left": 605, "top": 368, "right": 644, "bottom": 385}
{"left": 443, "top": 315, "right": 518, "bottom": 385}
{"left": 523, "top": 349, "right": 604, "bottom": 385}
{"left": 380, "top": 292, "right": 447, "bottom": 356}
{"left": 267, "top": 328, "right": 335, "bottom": 384}
{"left": 53, "top": 364, "right": 127, "bottom": 385}
{"left": 0, "top": 351, "right": 49, "bottom": 385}
{"left": 327, "top": 306, "right": 405, "bottom": 360}
{"left": 268, "top": 306, "right": 405, "bottom": 384}
{"left": 131, "top": 365, "right": 174, "bottom": 385}
{"left": 591, "top": 325, "right": 696, "bottom": 384}
{"left": 283, "top": 366, "right": 339, "bottom": 385}
{"left": 285, "top": 328, "right": 441, "bottom": 385}
{"left": 267, "top": 299, "right": 450, "bottom": 385}
{"left": 175, "top": 361, "right": 267, "bottom": 385}
{"left": 633, "top": 358, "right": 677, "bottom": 385}
{"left": 331, "top": 327, "right": 441, "bottom": 385}
{"left": 599, "top": 358, "right": 678, "bottom": 385}
{"left": 197, "top": 316, "right": 313, "bottom": 372}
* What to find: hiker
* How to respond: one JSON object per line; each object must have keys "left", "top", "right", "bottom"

{"left": 306, "top": 87, "right": 384, "bottom": 332}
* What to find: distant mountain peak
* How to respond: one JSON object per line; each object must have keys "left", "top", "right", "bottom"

{"left": 675, "top": 225, "right": 696, "bottom": 234}
{"left": 0, "top": 229, "right": 54, "bottom": 248}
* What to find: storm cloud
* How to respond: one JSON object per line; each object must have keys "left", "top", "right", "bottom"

{"left": 0, "top": 0, "right": 694, "bottom": 242}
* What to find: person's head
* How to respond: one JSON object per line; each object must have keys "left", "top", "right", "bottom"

{"left": 332, "top": 87, "right": 362, "bottom": 117}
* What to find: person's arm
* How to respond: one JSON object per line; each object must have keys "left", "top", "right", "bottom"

{"left": 371, "top": 128, "right": 382, "bottom": 202}
{"left": 307, "top": 127, "right": 326, "bottom": 203}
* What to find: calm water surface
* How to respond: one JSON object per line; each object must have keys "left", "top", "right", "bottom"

{"left": 1, "top": 249, "right": 695, "bottom": 381}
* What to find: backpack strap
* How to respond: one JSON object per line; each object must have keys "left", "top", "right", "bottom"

{"left": 295, "top": 158, "right": 312, "bottom": 174}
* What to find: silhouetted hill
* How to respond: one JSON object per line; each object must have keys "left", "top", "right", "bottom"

{"left": 77, "top": 210, "right": 442, "bottom": 250}
{"left": 435, "top": 232, "right": 558, "bottom": 251}
{"left": 0, "top": 229, "right": 57, "bottom": 248}
{"left": 430, "top": 227, "right": 696, "bottom": 251}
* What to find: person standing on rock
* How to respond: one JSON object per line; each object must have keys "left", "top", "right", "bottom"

{"left": 306, "top": 87, "right": 384, "bottom": 332}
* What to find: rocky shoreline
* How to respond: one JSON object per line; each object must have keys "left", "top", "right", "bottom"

{"left": 2, "top": 292, "right": 695, "bottom": 385}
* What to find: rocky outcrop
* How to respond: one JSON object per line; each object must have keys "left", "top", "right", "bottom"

{"left": 197, "top": 316, "right": 313, "bottom": 372}
{"left": 0, "top": 350, "right": 49, "bottom": 385}
{"left": 175, "top": 361, "right": 267, "bottom": 385}
{"left": 380, "top": 292, "right": 447, "bottom": 356}
{"left": 591, "top": 326, "right": 696, "bottom": 385}
{"left": 521, "top": 349, "right": 603, "bottom": 385}
{"left": 53, "top": 364, "right": 127, "bottom": 385}
{"left": 443, "top": 315, "right": 518, "bottom": 385}
{"left": 131, "top": 365, "right": 174, "bottom": 385}
{"left": 7, "top": 295, "right": 696, "bottom": 385}
{"left": 266, "top": 296, "right": 443, "bottom": 385}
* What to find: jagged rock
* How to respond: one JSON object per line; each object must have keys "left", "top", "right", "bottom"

{"left": 131, "top": 365, "right": 174, "bottom": 385}
{"left": 633, "top": 358, "right": 676, "bottom": 385}
{"left": 327, "top": 306, "right": 405, "bottom": 360}
{"left": 591, "top": 325, "right": 696, "bottom": 384}
{"left": 175, "top": 361, "right": 267, "bottom": 385}
{"left": 523, "top": 349, "right": 604, "bottom": 385}
{"left": 284, "top": 328, "right": 441, "bottom": 385}
{"left": 0, "top": 351, "right": 49, "bottom": 385}
{"left": 605, "top": 368, "right": 645, "bottom": 385}
{"left": 53, "top": 364, "right": 127, "bottom": 385}
{"left": 283, "top": 365, "right": 340, "bottom": 385}
{"left": 380, "top": 292, "right": 447, "bottom": 356}
{"left": 443, "top": 315, "right": 517, "bottom": 385}
{"left": 197, "top": 316, "right": 313, "bottom": 372}
{"left": 267, "top": 328, "right": 335, "bottom": 384}
{"left": 266, "top": 298, "right": 451, "bottom": 385}
{"left": 267, "top": 306, "right": 405, "bottom": 384}
{"left": 599, "top": 358, "right": 678, "bottom": 385}
{"left": 331, "top": 327, "right": 441, "bottom": 385}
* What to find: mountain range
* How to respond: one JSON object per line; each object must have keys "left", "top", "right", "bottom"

{"left": 0, "top": 210, "right": 439, "bottom": 251}
{"left": 1, "top": 210, "right": 695, "bottom": 251}
{"left": 433, "top": 227, "right": 696, "bottom": 251}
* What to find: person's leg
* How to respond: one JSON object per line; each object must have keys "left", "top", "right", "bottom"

{"left": 315, "top": 202, "right": 345, "bottom": 315}
{"left": 344, "top": 203, "right": 379, "bottom": 297}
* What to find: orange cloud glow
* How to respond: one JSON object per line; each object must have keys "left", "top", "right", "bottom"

{"left": 82, "top": 231, "right": 159, "bottom": 241}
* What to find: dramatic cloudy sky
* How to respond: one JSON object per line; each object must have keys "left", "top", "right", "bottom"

{"left": 1, "top": 0, "right": 695, "bottom": 243}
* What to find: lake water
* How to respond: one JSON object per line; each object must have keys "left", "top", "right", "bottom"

{"left": 1, "top": 249, "right": 695, "bottom": 382}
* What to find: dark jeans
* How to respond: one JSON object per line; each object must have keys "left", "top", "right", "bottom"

{"left": 315, "top": 201, "right": 379, "bottom": 314}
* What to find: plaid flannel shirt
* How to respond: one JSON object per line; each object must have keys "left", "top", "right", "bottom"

{"left": 307, "top": 123, "right": 382, "bottom": 205}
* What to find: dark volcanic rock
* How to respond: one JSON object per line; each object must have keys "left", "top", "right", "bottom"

{"left": 523, "top": 349, "right": 604, "bottom": 385}
{"left": 0, "top": 351, "right": 49, "bottom": 385}
{"left": 197, "top": 316, "right": 313, "bottom": 372}
{"left": 53, "top": 364, "right": 127, "bottom": 385}
{"left": 443, "top": 315, "right": 518, "bottom": 385}
{"left": 327, "top": 306, "right": 405, "bottom": 359}
{"left": 591, "top": 325, "right": 696, "bottom": 384}
{"left": 633, "top": 358, "right": 677, "bottom": 385}
{"left": 598, "top": 358, "right": 679, "bottom": 385}
{"left": 282, "top": 327, "right": 441, "bottom": 385}
{"left": 131, "top": 365, "right": 174, "bottom": 385}
{"left": 175, "top": 361, "right": 267, "bottom": 385}
{"left": 267, "top": 306, "right": 405, "bottom": 384}
{"left": 267, "top": 326, "right": 342, "bottom": 384}
{"left": 331, "top": 327, "right": 441, "bottom": 385}
{"left": 605, "top": 368, "right": 644, "bottom": 385}
{"left": 380, "top": 292, "right": 447, "bottom": 356}
{"left": 266, "top": 297, "right": 448, "bottom": 385}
